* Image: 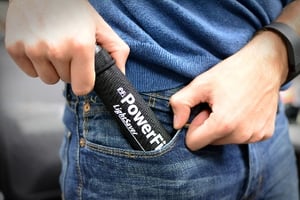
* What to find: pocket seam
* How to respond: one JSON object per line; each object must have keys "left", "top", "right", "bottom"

{"left": 84, "top": 129, "right": 182, "bottom": 159}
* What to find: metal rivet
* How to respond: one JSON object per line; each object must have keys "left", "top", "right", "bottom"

{"left": 79, "top": 138, "right": 86, "bottom": 147}
{"left": 84, "top": 102, "right": 90, "bottom": 112}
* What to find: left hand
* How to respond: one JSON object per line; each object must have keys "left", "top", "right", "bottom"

{"left": 170, "top": 31, "right": 288, "bottom": 151}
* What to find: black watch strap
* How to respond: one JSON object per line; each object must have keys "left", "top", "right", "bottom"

{"left": 264, "top": 22, "right": 300, "bottom": 84}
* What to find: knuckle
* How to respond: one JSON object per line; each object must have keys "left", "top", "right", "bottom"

{"left": 169, "top": 95, "right": 181, "bottom": 107}
{"left": 248, "top": 125, "right": 274, "bottom": 143}
{"left": 120, "top": 43, "right": 130, "bottom": 56}
{"left": 47, "top": 46, "right": 64, "bottom": 60}
{"left": 249, "top": 131, "right": 264, "bottom": 143}
{"left": 266, "top": 127, "right": 274, "bottom": 138}
{"left": 237, "top": 131, "right": 252, "bottom": 143}
{"left": 219, "top": 118, "right": 234, "bottom": 135}
{"left": 212, "top": 124, "right": 232, "bottom": 140}
{"left": 70, "top": 40, "right": 91, "bottom": 53}
{"left": 5, "top": 44, "right": 17, "bottom": 55}
{"left": 25, "top": 45, "right": 42, "bottom": 59}
{"left": 263, "top": 126, "right": 274, "bottom": 139}
{"left": 72, "top": 41, "right": 86, "bottom": 51}
{"left": 5, "top": 42, "right": 23, "bottom": 57}
{"left": 110, "top": 41, "right": 130, "bottom": 58}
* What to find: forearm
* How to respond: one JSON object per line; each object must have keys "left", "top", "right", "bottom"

{"left": 266, "top": 0, "right": 300, "bottom": 84}
{"left": 276, "top": 0, "right": 300, "bottom": 35}
{"left": 258, "top": 0, "right": 300, "bottom": 84}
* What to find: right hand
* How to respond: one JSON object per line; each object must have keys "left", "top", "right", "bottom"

{"left": 5, "top": 0, "right": 129, "bottom": 95}
{"left": 170, "top": 31, "right": 288, "bottom": 151}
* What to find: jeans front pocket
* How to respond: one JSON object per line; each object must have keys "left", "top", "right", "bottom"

{"left": 80, "top": 129, "right": 203, "bottom": 200}
{"left": 81, "top": 88, "right": 178, "bottom": 155}
{"left": 77, "top": 88, "right": 211, "bottom": 199}
{"left": 79, "top": 128, "right": 248, "bottom": 200}
{"left": 63, "top": 85, "right": 249, "bottom": 199}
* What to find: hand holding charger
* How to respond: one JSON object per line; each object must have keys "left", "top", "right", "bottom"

{"left": 93, "top": 45, "right": 171, "bottom": 151}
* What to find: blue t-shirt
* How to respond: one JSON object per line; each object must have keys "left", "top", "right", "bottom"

{"left": 89, "top": 0, "right": 291, "bottom": 92}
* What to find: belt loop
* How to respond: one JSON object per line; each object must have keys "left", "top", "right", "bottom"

{"left": 64, "top": 83, "right": 80, "bottom": 107}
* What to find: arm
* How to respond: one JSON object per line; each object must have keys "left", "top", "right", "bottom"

{"left": 5, "top": 0, "right": 129, "bottom": 95}
{"left": 277, "top": 0, "right": 300, "bottom": 35}
{"left": 170, "top": 0, "right": 300, "bottom": 150}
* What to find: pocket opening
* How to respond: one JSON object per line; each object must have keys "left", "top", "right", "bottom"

{"left": 84, "top": 129, "right": 183, "bottom": 158}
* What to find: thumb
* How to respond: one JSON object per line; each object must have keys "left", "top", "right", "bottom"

{"left": 110, "top": 49, "right": 130, "bottom": 74}
{"left": 170, "top": 97, "right": 191, "bottom": 129}
{"left": 96, "top": 30, "right": 129, "bottom": 74}
{"left": 93, "top": 12, "right": 129, "bottom": 73}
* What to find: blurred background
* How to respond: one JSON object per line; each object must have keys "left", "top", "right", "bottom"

{"left": 0, "top": 1, "right": 64, "bottom": 200}
{"left": 0, "top": 1, "right": 300, "bottom": 199}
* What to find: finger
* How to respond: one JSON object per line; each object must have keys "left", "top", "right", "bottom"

{"left": 211, "top": 124, "right": 269, "bottom": 145}
{"left": 211, "top": 131, "right": 252, "bottom": 145}
{"left": 187, "top": 109, "right": 211, "bottom": 132}
{"left": 25, "top": 46, "right": 60, "bottom": 84}
{"left": 93, "top": 10, "right": 130, "bottom": 73}
{"left": 47, "top": 47, "right": 72, "bottom": 83}
{"left": 50, "top": 59, "right": 71, "bottom": 83}
{"left": 31, "top": 59, "right": 60, "bottom": 84}
{"left": 185, "top": 112, "right": 223, "bottom": 151}
{"left": 169, "top": 92, "right": 191, "bottom": 129}
{"left": 211, "top": 129, "right": 268, "bottom": 145}
{"left": 70, "top": 44, "right": 95, "bottom": 96}
{"left": 110, "top": 47, "right": 130, "bottom": 74}
{"left": 6, "top": 42, "right": 38, "bottom": 77}
{"left": 245, "top": 115, "right": 274, "bottom": 143}
{"left": 212, "top": 108, "right": 276, "bottom": 145}
{"left": 246, "top": 132, "right": 267, "bottom": 144}
{"left": 52, "top": 61, "right": 71, "bottom": 83}
{"left": 173, "top": 103, "right": 191, "bottom": 130}
{"left": 96, "top": 35, "right": 130, "bottom": 74}
{"left": 170, "top": 81, "right": 209, "bottom": 129}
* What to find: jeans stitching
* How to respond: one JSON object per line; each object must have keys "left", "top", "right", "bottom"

{"left": 84, "top": 129, "right": 182, "bottom": 158}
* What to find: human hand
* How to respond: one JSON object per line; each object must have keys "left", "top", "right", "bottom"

{"left": 170, "top": 31, "right": 288, "bottom": 151}
{"left": 5, "top": 0, "right": 129, "bottom": 95}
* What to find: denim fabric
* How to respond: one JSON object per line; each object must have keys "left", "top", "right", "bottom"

{"left": 60, "top": 84, "right": 298, "bottom": 200}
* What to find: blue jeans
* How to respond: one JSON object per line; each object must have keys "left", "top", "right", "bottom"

{"left": 60, "top": 84, "right": 299, "bottom": 200}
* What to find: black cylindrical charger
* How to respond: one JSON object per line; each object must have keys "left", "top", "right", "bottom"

{"left": 93, "top": 45, "right": 171, "bottom": 151}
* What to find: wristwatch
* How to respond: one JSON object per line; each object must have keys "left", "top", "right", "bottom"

{"left": 264, "top": 22, "right": 300, "bottom": 84}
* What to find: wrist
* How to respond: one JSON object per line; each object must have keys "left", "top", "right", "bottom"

{"left": 264, "top": 22, "right": 300, "bottom": 85}
{"left": 252, "top": 30, "right": 289, "bottom": 86}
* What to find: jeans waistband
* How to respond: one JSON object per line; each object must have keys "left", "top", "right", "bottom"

{"left": 63, "top": 83, "right": 182, "bottom": 110}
